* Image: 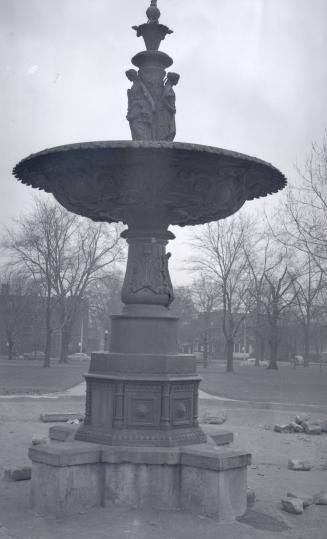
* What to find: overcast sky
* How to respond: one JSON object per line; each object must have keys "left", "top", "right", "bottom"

{"left": 1, "top": 0, "right": 327, "bottom": 284}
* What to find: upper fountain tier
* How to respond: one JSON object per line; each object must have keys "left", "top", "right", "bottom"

{"left": 13, "top": 141, "right": 286, "bottom": 229}
{"left": 13, "top": 1, "right": 286, "bottom": 228}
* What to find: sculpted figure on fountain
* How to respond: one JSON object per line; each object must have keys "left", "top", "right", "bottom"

{"left": 157, "top": 72, "right": 180, "bottom": 141}
{"left": 126, "top": 1, "right": 179, "bottom": 141}
{"left": 126, "top": 69, "right": 156, "bottom": 140}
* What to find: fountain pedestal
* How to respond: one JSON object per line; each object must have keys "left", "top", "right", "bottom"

{"left": 28, "top": 223, "right": 251, "bottom": 520}
{"left": 75, "top": 226, "right": 206, "bottom": 447}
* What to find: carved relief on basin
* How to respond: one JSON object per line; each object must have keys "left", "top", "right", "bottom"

{"left": 13, "top": 140, "right": 286, "bottom": 227}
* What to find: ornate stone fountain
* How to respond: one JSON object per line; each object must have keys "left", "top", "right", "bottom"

{"left": 14, "top": 0, "right": 286, "bottom": 520}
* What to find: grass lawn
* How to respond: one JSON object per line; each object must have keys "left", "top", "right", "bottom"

{"left": 198, "top": 362, "right": 327, "bottom": 405}
{"left": 1, "top": 356, "right": 326, "bottom": 405}
{"left": 0, "top": 356, "right": 89, "bottom": 394}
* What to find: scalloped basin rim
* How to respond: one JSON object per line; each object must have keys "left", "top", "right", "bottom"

{"left": 13, "top": 140, "right": 287, "bottom": 227}
{"left": 16, "top": 140, "right": 279, "bottom": 169}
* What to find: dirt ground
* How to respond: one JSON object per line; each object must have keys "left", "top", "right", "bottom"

{"left": 0, "top": 393, "right": 327, "bottom": 539}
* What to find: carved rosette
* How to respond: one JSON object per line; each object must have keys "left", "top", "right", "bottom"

{"left": 121, "top": 228, "right": 174, "bottom": 307}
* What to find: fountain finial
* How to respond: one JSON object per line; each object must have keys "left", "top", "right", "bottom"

{"left": 132, "top": 1, "right": 172, "bottom": 52}
{"left": 146, "top": 0, "right": 161, "bottom": 23}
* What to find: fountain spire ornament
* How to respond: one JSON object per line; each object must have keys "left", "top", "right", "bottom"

{"left": 128, "top": 0, "right": 177, "bottom": 141}
{"left": 146, "top": 0, "right": 161, "bottom": 23}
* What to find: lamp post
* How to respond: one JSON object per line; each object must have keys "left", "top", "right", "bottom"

{"left": 104, "top": 330, "right": 109, "bottom": 352}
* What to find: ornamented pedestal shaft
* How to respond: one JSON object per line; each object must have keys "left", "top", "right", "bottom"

{"left": 75, "top": 224, "right": 206, "bottom": 446}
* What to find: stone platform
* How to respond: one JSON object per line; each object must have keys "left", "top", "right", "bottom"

{"left": 29, "top": 432, "right": 250, "bottom": 521}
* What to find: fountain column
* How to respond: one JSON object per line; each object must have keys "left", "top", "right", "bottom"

{"left": 76, "top": 221, "right": 206, "bottom": 446}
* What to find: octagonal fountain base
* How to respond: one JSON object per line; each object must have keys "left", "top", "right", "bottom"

{"left": 27, "top": 301, "right": 251, "bottom": 520}
{"left": 73, "top": 307, "right": 208, "bottom": 447}
{"left": 28, "top": 309, "right": 251, "bottom": 521}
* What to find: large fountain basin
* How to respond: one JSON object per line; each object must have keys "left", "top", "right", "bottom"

{"left": 13, "top": 141, "right": 286, "bottom": 226}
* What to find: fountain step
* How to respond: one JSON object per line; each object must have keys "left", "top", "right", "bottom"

{"left": 29, "top": 440, "right": 250, "bottom": 520}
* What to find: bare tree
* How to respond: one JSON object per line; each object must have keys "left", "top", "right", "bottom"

{"left": 290, "top": 253, "right": 324, "bottom": 367}
{"left": 169, "top": 285, "right": 198, "bottom": 354}
{"left": 269, "top": 135, "right": 327, "bottom": 366}
{"left": 245, "top": 233, "right": 283, "bottom": 366}
{"left": 3, "top": 200, "right": 61, "bottom": 366}
{"left": 190, "top": 215, "right": 253, "bottom": 372}
{"left": 2, "top": 198, "right": 124, "bottom": 366}
{"left": 192, "top": 276, "right": 219, "bottom": 368}
{"left": 260, "top": 246, "right": 298, "bottom": 370}
{"left": 87, "top": 271, "right": 124, "bottom": 348}
{"left": 50, "top": 217, "right": 123, "bottom": 363}
{"left": 281, "top": 132, "right": 327, "bottom": 273}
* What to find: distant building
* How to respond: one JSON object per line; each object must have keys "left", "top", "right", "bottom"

{"left": 0, "top": 284, "right": 90, "bottom": 358}
{"left": 179, "top": 310, "right": 253, "bottom": 360}
{"left": 178, "top": 308, "right": 327, "bottom": 362}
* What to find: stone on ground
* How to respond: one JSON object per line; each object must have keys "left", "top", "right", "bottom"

{"left": 290, "top": 422, "right": 303, "bottom": 433}
{"left": 275, "top": 416, "right": 325, "bottom": 435}
{"left": 295, "top": 414, "right": 310, "bottom": 426}
{"left": 32, "top": 435, "right": 48, "bottom": 446}
{"left": 40, "top": 413, "right": 84, "bottom": 423}
{"left": 274, "top": 424, "right": 291, "bottom": 433}
{"left": 281, "top": 497, "right": 304, "bottom": 514}
{"left": 310, "top": 419, "right": 322, "bottom": 426}
{"left": 305, "top": 424, "right": 322, "bottom": 435}
{"left": 203, "top": 415, "right": 227, "bottom": 425}
{"left": 247, "top": 488, "right": 256, "bottom": 507}
{"left": 288, "top": 459, "right": 312, "bottom": 471}
{"left": 3, "top": 467, "right": 31, "bottom": 481}
{"left": 287, "top": 491, "right": 314, "bottom": 508}
{"left": 313, "top": 491, "right": 327, "bottom": 505}
{"left": 288, "top": 421, "right": 304, "bottom": 433}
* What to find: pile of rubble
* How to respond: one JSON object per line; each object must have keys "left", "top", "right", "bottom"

{"left": 274, "top": 414, "right": 327, "bottom": 435}
{"left": 281, "top": 491, "right": 327, "bottom": 514}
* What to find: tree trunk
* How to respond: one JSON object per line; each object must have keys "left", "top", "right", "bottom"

{"left": 203, "top": 330, "right": 209, "bottom": 368}
{"left": 268, "top": 334, "right": 278, "bottom": 369}
{"left": 254, "top": 329, "right": 261, "bottom": 367}
{"left": 226, "top": 339, "right": 234, "bottom": 373}
{"left": 44, "top": 329, "right": 52, "bottom": 368}
{"left": 43, "top": 294, "right": 52, "bottom": 368}
{"left": 260, "top": 338, "right": 265, "bottom": 363}
{"left": 303, "top": 324, "right": 310, "bottom": 368}
{"left": 7, "top": 338, "right": 14, "bottom": 360}
{"left": 59, "top": 328, "right": 70, "bottom": 364}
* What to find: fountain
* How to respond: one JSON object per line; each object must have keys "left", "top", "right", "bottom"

{"left": 13, "top": 0, "right": 286, "bottom": 521}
